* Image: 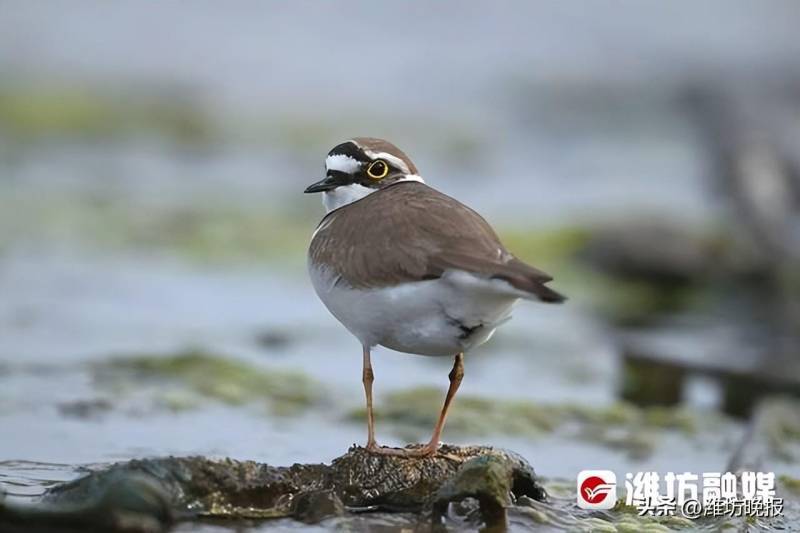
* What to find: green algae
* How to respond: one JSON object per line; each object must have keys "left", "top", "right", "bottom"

{"left": 501, "top": 226, "right": 590, "bottom": 265}
{"left": 349, "top": 387, "right": 705, "bottom": 458}
{"left": 519, "top": 493, "right": 727, "bottom": 532}
{"left": 0, "top": 189, "right": 314, "bottom": 266}
{"left": 758, "top": 398, "right": 800, "bottom": 462}
{"left": 586, "top": 506, "right": 719, "bottom": 531}
{"left": 94, "top": 349, "right": 321, "bottom": 414}
{"left": 0, "top": 83, "right": 485, "bottom": 157}
{"left": 779, "top": 475, "right": 800, "bottom": 495}
{"left": 581, "top": 517, "right": 618, "bottom": 532}
{"left": 0, "top": 85, "right": 215, "bottom": 144}
{"left": 589, "top": 278, "right": 705, "bottom": 326}
{"left": 500, "top": 226, "right": 591, "bottom": 287}
{"left": 350, "top": 387, "right": 558, "bottom": 437}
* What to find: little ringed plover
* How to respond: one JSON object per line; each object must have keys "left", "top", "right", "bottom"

{"left": 305, "top": 137, "right": 564, "bottom": 457}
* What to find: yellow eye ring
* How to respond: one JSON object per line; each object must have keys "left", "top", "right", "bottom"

{"left": 366, "top": 159, "right": 389, "bottom": 180}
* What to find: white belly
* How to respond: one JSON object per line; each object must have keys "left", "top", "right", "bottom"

{"left": 309, "top": 265, "right": 520, "bottom": 356}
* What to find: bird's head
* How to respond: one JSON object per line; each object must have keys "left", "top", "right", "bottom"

{"left": 304, "top": 137, "right": 423, "bottom": 212}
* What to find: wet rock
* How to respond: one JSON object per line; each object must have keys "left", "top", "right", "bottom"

{"left": 0, "top": 472, "right": 173, "bottom": 533}
{"left": 4, "top": 445, "right": 545, "bottom": 531}
{"left": 331, "top": 445, "right": 544, "bottom": 515}
{"left": 432, "top": 455, "right": 516, "bottom": 528}
{"left": 290, "top": 489, "right": 344, "bottom": 524}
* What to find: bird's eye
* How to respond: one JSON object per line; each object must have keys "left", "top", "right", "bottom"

{"left": 366, "top": 160, "right": 389, "bottom": 180}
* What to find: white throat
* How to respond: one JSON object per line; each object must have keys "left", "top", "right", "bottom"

{"left": 322, "top": 183, "right": 374, "bottom": 212}
{"left": 321, "top": 176, "right": 426, "bottom": 213}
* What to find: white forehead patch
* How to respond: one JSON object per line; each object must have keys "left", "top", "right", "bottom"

{"left": 325, "top": 154, "right": 362, "bottom": 174}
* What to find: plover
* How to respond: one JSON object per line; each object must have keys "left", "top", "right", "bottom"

{"left": 305, "top": 138, "right": 564, "bottom": 457}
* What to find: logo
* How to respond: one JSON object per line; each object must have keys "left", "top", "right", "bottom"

{"left": 577, "top": 470, "right": 617, "bottom": 510}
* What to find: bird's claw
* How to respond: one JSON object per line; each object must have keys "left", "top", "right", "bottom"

{"left": 364, "top": 442, "right": 439, "bottom": 458}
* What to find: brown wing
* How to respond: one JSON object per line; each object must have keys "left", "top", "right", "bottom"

{"left": 309, "top": 182, "right": 565, "bottom": 302}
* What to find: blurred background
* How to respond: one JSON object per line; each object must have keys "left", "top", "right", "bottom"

{"left": 1, "top": 0, "right": 800, "bottom": 528}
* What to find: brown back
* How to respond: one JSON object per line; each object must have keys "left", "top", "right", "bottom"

{"left": 309, "top": 182, "right": 564, "bottom": 302}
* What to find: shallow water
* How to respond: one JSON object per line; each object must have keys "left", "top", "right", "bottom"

{"left": 3, "top": 250, "right": 791, "bottom": 532}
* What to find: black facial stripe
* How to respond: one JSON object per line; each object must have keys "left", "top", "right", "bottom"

{"left": 327, "top": 141, "right": 369, "bottom": 162}
{"left": 323, "top": 170, "right": 355, "bottom": 189}
{"left": 326, "top": 170, "right": 351, "bottom": 180}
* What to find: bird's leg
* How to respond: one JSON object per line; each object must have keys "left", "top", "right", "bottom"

{"left": 362, "top": 345, "right": 378, "bottom": 450}
{"left": 419, "top": 352, "right": 464, "bottom": 455}
{"left": 367, "top": 353, "right": 465, "bottom": 458}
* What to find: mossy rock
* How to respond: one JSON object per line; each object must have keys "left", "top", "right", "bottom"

{"left": 0, "top": 446, "right": 546, "bottom": 531}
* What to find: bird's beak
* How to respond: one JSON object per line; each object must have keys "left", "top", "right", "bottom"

{"left": 304, "top": 175, "right": 340, "bottom": 194}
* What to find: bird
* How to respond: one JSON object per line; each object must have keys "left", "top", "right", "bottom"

{"left": 305, "top": 137, "right": 565, "bottom": 457}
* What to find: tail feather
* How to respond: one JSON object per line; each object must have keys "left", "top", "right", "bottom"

{"left": 431, "top": 253, "right": 566, "bottom": 303}
{"left": 530, "top": 282, "right": 567, "bottom": 303}
{"left": 493, "top": 258, "right": 566, "bottom": 303}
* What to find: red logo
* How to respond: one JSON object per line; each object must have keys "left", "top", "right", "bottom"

{"left": 581, "top": 476, "right": 612, "bottom": 504}
{"left": 577, "top": 470, "right": 617, "bottom": 509}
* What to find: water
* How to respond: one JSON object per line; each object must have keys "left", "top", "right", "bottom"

{"left": 0, "top": 251, "right": 749, "bottom": 493}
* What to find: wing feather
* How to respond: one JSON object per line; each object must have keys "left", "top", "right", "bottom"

{"left": 309, "top": 182, "right": 565, "bottom": 303}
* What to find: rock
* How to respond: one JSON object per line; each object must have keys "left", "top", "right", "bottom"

{"left": 432, "top": 455, "right": 515, "bottom": 527}
{"left": 0, "top": 445, "right": 545, "bottom": 531}
{"left": 0, "top": 472, "right": 173, "bottom": 533}
{"left": 290, "top": 489, "right": 344, "bottom": 524}
{"left": 330, "top": 445, "right": 544, "bottom": 515}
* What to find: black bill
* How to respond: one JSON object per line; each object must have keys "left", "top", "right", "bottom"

{"left": 304, "top": 172, "right": 349, "bottom": 193}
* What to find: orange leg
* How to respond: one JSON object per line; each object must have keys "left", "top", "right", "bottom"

{"left": 362, "top": 345, "right": 377, "bottom": 450}
{"left": 368, "top": 353, "right": 464, "bottom": 458}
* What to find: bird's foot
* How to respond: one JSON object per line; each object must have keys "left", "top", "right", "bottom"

{"left": 364, "top": 441, "right": 439, "bottom": 458}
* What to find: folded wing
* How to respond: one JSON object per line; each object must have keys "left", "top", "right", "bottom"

{"left": 310, "top": 182, "right": 565, "bottom": 303}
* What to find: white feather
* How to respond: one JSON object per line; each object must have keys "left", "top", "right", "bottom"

{"left": 320, "top": 177, "right": 426, "bottom": 212}
{"left": 322, "top": 183, "right": 373, "bottom": 212}
{"left": 309, "top": 265, "right": 519, "bottom": 356}
{"left": 325, "top": 154, "right": 361, "bottom": 174}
